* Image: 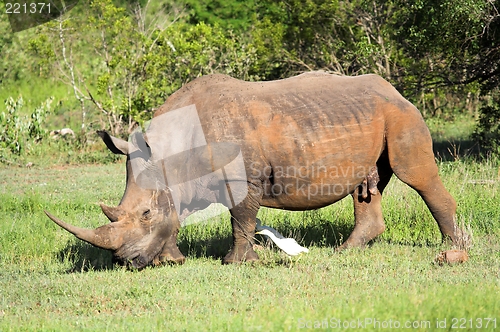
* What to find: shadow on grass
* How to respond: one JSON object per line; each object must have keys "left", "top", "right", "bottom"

{"left": 57, "top": 241, "right": 114, "bottom": 272}
{"left": 432, "top": 138, "right": 480, "bottom": 161}
{"left": 58, "top": 151, "right": 462, "bottom": 272}
{"left": 55, "top": 218, "right": 354, "bottom": 271}
{"left": 177, "top": 217, "right": 356, "bottom": 260}
{"left": 178, "top": 230, "right": 233, "bottom": 260}
{"left": 275, "top": 218, "right": 354, "bottom": 249}
{"left": 56, "top": 215, "right": 443, "bottom": 271}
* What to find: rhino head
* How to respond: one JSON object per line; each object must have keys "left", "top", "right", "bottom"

{"left": 45, "top": 131, "right": 186, "bottom": 269}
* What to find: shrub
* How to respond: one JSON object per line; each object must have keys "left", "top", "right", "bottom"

{"left": 473, "top": 98, "right": 500, "bottom": 157}
{"left": 0, "top": 96, "right": 53, "bottom": 156}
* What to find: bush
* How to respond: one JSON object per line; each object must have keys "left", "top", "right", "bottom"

{"left": 473, "top": 98, "right": 500, "bottom": 156}
{"left": 0, "top": 96, "right": 28, "bottom": 155}
{"left": 0, "top": 96, "right": 53, "bottom": 156}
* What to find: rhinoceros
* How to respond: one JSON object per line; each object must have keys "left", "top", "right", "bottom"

{"left": 45, "top": 71, "right": 462, "bottom": 268}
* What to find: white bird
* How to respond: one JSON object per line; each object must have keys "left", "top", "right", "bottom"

{"left": 255, "top": 218, "right": 309, "bottom": 256}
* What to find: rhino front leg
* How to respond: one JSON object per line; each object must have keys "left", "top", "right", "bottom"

{"left": 156, "top": 239, "right": 186, "bottom": 265}
{"left": 338, "top": 164, "right": 393, "bottom": 250}
{"left": 339, "top": 189, "right": 385, "bottom": 250}
{"left": 154, "top": 220, "right": 186, "bottom": 265}
{"left": 223, "top": 183, "right": 262, "bottom": 264}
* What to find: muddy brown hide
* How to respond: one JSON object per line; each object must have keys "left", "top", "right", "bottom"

{"left": 46, "top": 71, "right": 463, "bottom": 268}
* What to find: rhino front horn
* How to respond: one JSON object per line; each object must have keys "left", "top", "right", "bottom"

{"left": 45, "top": 210, "right": 121, "bottom": 250}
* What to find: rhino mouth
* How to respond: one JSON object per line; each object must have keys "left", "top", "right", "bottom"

{"left": 111, "top": 250, "right": 151, "bottom": 269}
{"left": 115, "top": 239, "right": 166, "bottom": 269}
{"left": 120, "top": 252, "right": 158, "bottom": 270}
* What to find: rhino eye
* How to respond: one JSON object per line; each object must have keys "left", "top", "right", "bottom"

{"left": 142, "top": 209, "right": 151, "bottom": 218}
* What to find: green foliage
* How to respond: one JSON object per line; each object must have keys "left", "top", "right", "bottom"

{"left": 251, "top": 0, "right": 500, "bottom": 153}
{"left": 262, "top": 0, "right": 394, "bottom": 78}
{"left": 392, "top": 0, "right": 498, "bottom": 92}
{"left": 473, "top": 98, "right": 500, "bottom": 156}
{"left": 396, "top": 0, "right": 490, "bottom": 60}
{"left": 0, "top": 97, "right": 27, "bottom": 154}
{"left": 28, "top": 97, "right": 53, "bottom": 142}
{"left": 27, "top": 0, "right": 275, "bottom": 132}
{"left": 0, "top": 10, "right": 31, "bottom": 83}
{"left": 3, "top": 0, "right": 500, "bottom": 155}
{"left": 0, "top": 96, "right": 53, "bottom": 156}
{"left": 182, "top": 0, "right": 256, "bottom": 30}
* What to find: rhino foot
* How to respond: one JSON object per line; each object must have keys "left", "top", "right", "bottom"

{"left": 222, "top": 244, "right": 259, "bottom": 264}
{"left": 156, "top": 253, "right": 186, "bottom": 265}
{"left": 154, "top": 242, "right": 186, "bottom": 265}
{"left": 336, "top": 219, "right": 386, "bottom": 252}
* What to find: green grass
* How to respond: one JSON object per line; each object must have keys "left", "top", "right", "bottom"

{"left": 426, "top": 113, "right": 477, "bottom": 142}
{"left": 426, "top": 113, "right": 480, "bottom": 160}
{"left": 1, "top": 121, "right": 499, "bottom": 330}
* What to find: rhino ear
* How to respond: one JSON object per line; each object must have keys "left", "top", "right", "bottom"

{"left": 97, "top": 130, "right": 129, "bottom": 155}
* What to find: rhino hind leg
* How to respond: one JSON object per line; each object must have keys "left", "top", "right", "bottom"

{"left": 338, "top": 164, "right": 393, "bottom": 250}
{"left": 222, "top": 183, "right": 262, "bottom": 264}
{"left": 386, "top": 113, "right": 461, "bottom": 245}
{"left": 393, "top": 165, "right": 460, "bottom": 244}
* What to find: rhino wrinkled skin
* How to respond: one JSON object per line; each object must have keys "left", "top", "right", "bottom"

{"left": 46, "top": 72, "right": 463, "bottom": 268}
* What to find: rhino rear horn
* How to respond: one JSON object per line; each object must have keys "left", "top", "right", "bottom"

{"left": 45, "top": 210, "right": 122, "bottom": 250}
{"left": 100, "top": 204, "right": 126, "bottom": 222}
